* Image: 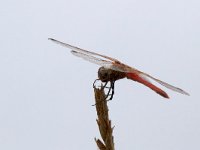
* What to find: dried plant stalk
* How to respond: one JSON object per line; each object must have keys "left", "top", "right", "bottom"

{"left": 94, "top": 87, "right": 115, "bottom": 150}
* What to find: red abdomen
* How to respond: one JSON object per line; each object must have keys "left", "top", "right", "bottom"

{"left": 126, "top": 72, "right": 169, "bottom": 98}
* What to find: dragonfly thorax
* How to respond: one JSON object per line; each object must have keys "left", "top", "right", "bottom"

{"left": 98, "top": 67, "right": 126, "bottom": 82}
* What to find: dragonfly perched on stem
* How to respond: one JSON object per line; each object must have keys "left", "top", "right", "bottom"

{"left": 49, "top": 38, "right": 189, "bottom": 100}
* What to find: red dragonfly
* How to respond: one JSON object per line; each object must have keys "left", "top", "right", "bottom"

{"left": 49, "top": 38, "right": 189, "bottom": 99}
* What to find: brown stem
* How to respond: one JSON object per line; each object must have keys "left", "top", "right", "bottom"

{"left": 94, "top": 87, "right": 115, "bottom": 150}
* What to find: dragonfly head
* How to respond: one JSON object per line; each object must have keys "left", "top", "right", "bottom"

{"left": 98, "top": 67, "right": 126, "bottom": 82}
{"left": 98, "top": 67, "right": 111, "bottom": 82}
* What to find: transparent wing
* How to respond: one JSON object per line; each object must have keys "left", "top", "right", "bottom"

{"left": 48, "top": 38, "right": 120, "bottom": 63}
{"left": 71, "top": 50, "right": 113, "bottom": 68}
{"left": 72, "top": 49, "right": 139, "bottom": 73}
{"left": 139, "top": 72, "right": 190, "bottom": 96}
{"left": 49, "top": 38, "right": 140, "bottom": 72}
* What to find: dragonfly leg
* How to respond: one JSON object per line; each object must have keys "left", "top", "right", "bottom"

{"left": 93, "top": 79, "right": 100, "bottom": 88}
{"left": 92, "top": 81, "right": 115, "bottom": 106}
{"left": 105, "top": 81, "right": 115, "bottom": 101}
{"left": 107, "top": 81, "right": 115, "bottom": 100}
{"left": 105, "top": 82, "right": 112, "bottom": 99}
{"left": 103, "top": 81, "right": 109, "bottom": 89}
{"left": 93, "top": 79, "right": 109, "bottom": 89}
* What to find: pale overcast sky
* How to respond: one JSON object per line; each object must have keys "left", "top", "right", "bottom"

{"left": 0, "top": 0, "right": 200, "bottom": 150}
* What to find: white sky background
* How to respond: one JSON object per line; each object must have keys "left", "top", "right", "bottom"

{"left": 0, "top": 0, "right": 200, "bottom": 149}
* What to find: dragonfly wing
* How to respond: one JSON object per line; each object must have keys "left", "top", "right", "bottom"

{"left": 71, "top": 50, "right": 113, "bottom": 68}
{"left": 140, "top": 72, "right": 190, "bottom": 96}
{"left": 49, "top": 38, "right": 120, "bottom": 63}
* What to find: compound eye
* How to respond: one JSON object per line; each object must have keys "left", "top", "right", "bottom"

{"left": 102, "top": 72, "right": 108, "bottom": 79}
{"left": 100, "top": 71, "right": 107, "bottom": 80}
{"left": 98, "top": 67, "right": 110, "bottom": 82}
{"left": 100, "top": 71, "right": 109, "bottom": 82}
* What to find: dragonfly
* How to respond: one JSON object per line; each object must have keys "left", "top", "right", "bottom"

{"left": 49, "top": 38, "right": 189, "bottom": 99}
